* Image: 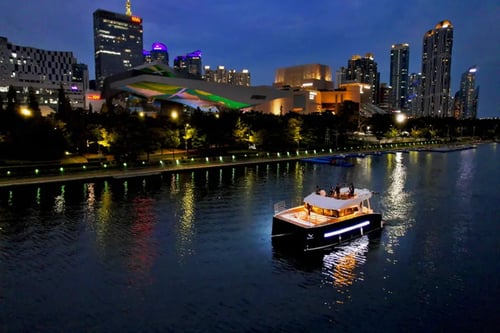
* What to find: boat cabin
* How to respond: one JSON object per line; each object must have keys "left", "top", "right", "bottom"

{"left": 303, "top": 187, "right": 374, "bottom": 219}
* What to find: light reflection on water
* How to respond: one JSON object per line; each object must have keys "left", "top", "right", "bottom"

{"left": 380, "top": 152, "right": 413, "bottom": 256}
{"left": 178, "top": 176, "right": 196, "bottom": 259}
{"left": 0, "top": 144, "right": 498, "bottom": 332}
{"left": 321, "top": 236, "right": 370, "bottom": 290}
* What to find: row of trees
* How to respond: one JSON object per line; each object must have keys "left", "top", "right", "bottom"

{"left": 1, "top": 86, "right": 499, "bottom": 162}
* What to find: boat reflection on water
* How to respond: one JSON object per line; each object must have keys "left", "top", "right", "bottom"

{"left": 321, "top": 236, "right": 370, "bottom": 288}
{"left": 273, "top": 231, "right": 382, "bottom": 289}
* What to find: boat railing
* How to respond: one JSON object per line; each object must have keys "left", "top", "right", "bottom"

{"left": 274, "top": 201, "right": 286, "bottom": 214}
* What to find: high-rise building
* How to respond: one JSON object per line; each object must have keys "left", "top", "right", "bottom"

{"left": 457, "top": 66, "right": 479, "bottom": 119}
{"left": 378, "top": 83, "right": 391, "bottom": 112}
{"left": 343, "top": 54, "right": 379, "bottom": 104}
{"left": 389, "top": 43, "right": 410, "bottom": 111}
{"left": 203, "top": 66, "right": 251, "bottom": 86}
{"left": 93, "top": 1, "right": 143, "bottom": 90}
{"left": 173, "top": 50, "right": 203, "bottom": 78}
{"left": 143, "top": 42, "right": 169, "bottom": 66}
{"left": 420, "top": 20, "right": 454, "bottom": 117}
{"left": 407, "top": 73, "right": 422, "bottom": 117}
{"left": 0, "top": 36, "right": 88, "bottom": 110}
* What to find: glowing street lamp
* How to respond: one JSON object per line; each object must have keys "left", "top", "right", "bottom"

{"left": 396, "top": 113, "right": 406, "bottom": 124}
{"left": 20, "top": 108, "right": 32, "bottom": 117}
{"left": 184, "top": 123, "right": 191, "bottom": 157}
{"left": 171, "top": 110, "right": 178, "bottom": 121}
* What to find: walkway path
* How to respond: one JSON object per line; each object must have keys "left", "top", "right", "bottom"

{"left": 0, "top": 156, "right": 301, "bottom": 188}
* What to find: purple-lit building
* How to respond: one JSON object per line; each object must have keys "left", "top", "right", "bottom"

{"left": 173, "top": 50, "right": 202, "bottom": 79}
{"left": 144, "top": 42, "right": 169, "bottom": 66}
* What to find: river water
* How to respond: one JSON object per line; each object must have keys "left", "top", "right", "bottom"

{"left": 1, "top": 143, "right": 499, "bottom": 332}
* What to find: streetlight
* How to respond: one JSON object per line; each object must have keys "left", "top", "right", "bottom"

{"left": 184, "top": 123, "right": 191, "bottom": 157}
{"left": 20, "top": 108, "right": 32, "bottom": 117}
{"left": 171, "top": 110, "right": 178, "bottom": 121}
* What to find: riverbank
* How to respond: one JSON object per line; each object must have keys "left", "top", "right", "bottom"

{"left": 0, "top": 140, "right": 485, "bottom": 188}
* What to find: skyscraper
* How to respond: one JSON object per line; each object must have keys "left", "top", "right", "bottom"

{"left": 407, "top": 73, "right": 422, "bottom": 117}
{"left": 457, "top": 66, "right": 479, "bottom": 119}
{"left": 173, "top": 50, "right": 203, "bottom": 78}
{"left": 344, "top": 54, "right": 379, "bottom": 104}
{"left": 203, "top": 66, "right": 251, "bottom": 86}
{"left": 389, "top": 43, "right": 410, "bottom": 111}
{"left": 93, "top": 1, "right": 143, "bottom": 90}
{"left": 420, "top": 20, "right": 454, "bottom": 117}
{"left": 143, "top": 42, "right": 169, "bottom": 66}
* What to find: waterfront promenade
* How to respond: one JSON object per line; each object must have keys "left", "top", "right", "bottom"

{"left": 0, "top": 155, "right": 297, "bottom": 188}
{"left": 0, "top": 140, "right": 482, "bottom": 188}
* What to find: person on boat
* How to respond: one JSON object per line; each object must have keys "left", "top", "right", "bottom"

{"left": 348, "top": 183, "right": 355, "bottom": 196}
{"left": 335, "top": 184, "right": 341, "bottom": 198}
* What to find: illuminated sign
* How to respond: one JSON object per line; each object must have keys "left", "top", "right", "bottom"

{"left": 87, "top": 94, "right": 101, "bottom": 100}
{"left": 131, "top": 16, "right": 142, "bottom": 24}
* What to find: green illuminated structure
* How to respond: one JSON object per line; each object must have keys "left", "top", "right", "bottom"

{"left": 102, "top": 63, "right": 289, "bottom": 111}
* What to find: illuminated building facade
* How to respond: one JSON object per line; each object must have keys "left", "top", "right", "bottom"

{"left": 0, "top": 36, "right": 88, "bottom": 110}
{"left": 407, "top": 73, "right": 422, "bottom": 117}
{"left": 421, "top": 20, "right": 454, "bottom": 117}
{"left": 203, "top": 66, "right": 251, "bottom": 86}
{"left": 173, "top": 50, "right": 202, "bottom": 78}
{"left": 456, "top": 66, "right": 479, "bottom": 119}
{"left": 378, "top": 83, "right": 391, "bottom": 112}
{"left": 343, "top": 54, "right": 380, "bottom": 104}
{"left": 143, "top": 42, "right": 169, "bottom": 66}
{"left": 93, "top": 1, "right": 143, "bottom": 90}
{"left": 273, "top": 64, "right": 333, "bottom": 91}
{"left": 389, "top": 43, "right": 409, "bottom": 111}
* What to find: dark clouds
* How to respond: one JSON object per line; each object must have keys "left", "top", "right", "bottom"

{"left": 0, "top": 0, "right": 498, "bottom": 117}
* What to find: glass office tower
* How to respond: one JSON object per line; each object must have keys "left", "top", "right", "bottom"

{"left": 389, "top": 43, "right": 410, "bottom": 111}
{"left": 93, "top": 3, "right": 143, "bottom": 90}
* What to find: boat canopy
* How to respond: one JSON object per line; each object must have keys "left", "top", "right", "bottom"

{"left": 304, "top": 188, "right": 372, "bottom": 210}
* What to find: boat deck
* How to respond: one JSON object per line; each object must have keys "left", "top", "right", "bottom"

{"left": 275, "top": 206, "right": 368, "bottom": 228}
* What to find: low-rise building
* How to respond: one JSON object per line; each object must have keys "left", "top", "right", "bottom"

{"left": 0, "top": 36, "right": 88, "bottom": 110}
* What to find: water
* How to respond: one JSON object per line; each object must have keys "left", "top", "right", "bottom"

{"left": 1, "top": 144, "right": 499, "bottom": 332}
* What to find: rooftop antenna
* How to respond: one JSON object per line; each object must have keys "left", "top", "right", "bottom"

{"left": 125, "top": 0, "right": 132, "bottom": 16}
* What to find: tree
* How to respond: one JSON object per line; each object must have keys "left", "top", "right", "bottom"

{"left": 27, "top": 86, "right": 41, "bottom": 118}
{"left": 287, "top": 117, "right": 303, "bottom": 149}
{"left": 96, "top": 127, "right": 115, "bottom": 155}
{"left": 233, "top": 117, "right": 251, "bottom": 147}
{"left": 6, "top": 85, "right": 19, "bottom": 115}
{"left": 162, "top": 128, "right": 180, "bottom": 159}
{"left": 57, "top": 84, "right": 72, "bottom": 119}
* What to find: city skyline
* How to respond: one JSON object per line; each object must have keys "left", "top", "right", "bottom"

{"left": 0, "top": 0, "right": 497, "bottom": 118}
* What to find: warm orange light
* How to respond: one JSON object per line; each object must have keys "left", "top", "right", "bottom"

{"left": 20, "top": 108, "right": 32, "bottom": 117}
{"left": 87, "top": 94, "right": 101, "bottom": 100}
{"left": 131, "top": 16, "right": 142, "bottom": 23}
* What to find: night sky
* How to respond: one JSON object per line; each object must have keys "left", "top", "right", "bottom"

{"left": 0, "top": 0, "right": 498, "bottom": 118}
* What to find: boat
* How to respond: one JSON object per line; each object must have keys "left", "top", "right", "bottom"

{"left": 300, "top": 156, "right": 332, "bottom": 164}
{"left": 272, "top": 185, "right": 383, "bottom": 252}
{"left": 301, "top": 155, "right": 354, "bottom": 167}
{"left": 329, "top": 158, "right": 354, "bottom": 167}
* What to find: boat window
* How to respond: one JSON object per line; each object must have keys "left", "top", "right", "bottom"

{"left": 324, "top": 209, "right": 339, "bottom": 218}
{"left": 311, "top": 206, "right": 323, "bottom": 214}
{"left": 342, "top": 207, "right": 358, "bottom": 216}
